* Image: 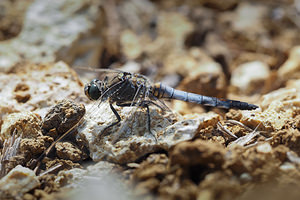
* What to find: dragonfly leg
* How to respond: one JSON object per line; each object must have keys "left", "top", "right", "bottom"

{"left": 145, "top": 104, "right": 158, "bottom": 143}
{"left": 117, "top": 102, "right": 158, "bottom": 143}
{"left": 102, "top": 103, "right": 121, "bottom": 135}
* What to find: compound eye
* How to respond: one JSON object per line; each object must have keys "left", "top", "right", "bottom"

{"left": 84, "top": 82, "right": 101, "bottom": 100}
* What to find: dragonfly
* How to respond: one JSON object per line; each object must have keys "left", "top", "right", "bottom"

{"left": 81, "top": 67, "right": 258, "bottom": 141}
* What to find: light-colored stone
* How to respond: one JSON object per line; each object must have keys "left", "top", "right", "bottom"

{"left": 278, "top": 46, "right": 300, "bottom": 80}
{"left": 240, "top": 82, "right": 300, "bottom": 131}
{"left": 120, "top": 30, "right": 144, "bottom": 60}
{"left": 163, "top": 48, "right": 217, "bottom": 77}
{"left": 55, "top": 161, "right": 131, "bottom": 200}
{"left": 0, "top": 165, "right": 40, "bottom": 198}
{"left": 0, "top": 112, "right": 42, "bottom": 139}
{"left": 232, "top": 3, "right": 267, "bottom": 34}
{"left": 0, "top": 0, "right": 103, "bottom": 72}
{"left": 145, "top": 12, "right": 194, "bottom": 61}
{"left": 279, "top": 162, "right": 296, "bottom": 171}
{"left": 78, "top": 102, "right": 210, "bottom": 164}
{"left": 256, "top": 143, "right": 272, "bottom": 153}
{"left": 177, "top": 57, "right": 227, "bottom": 97}
{"left": 260, "top": 87, "right": 300, "bottom": 110}
{"left": 231, "top": 61, "right": 270, "bottom": 94}
{"left": 0, "top": 62, "right": 84, "bottom": 118}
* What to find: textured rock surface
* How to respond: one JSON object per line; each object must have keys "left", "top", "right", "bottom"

{"left": 55, "top": 142, "right": 84, "bottom": 162}
{"left": 0, "top": 62, "right": 84, "bottom": 118}
{"left": 0, "top": 1, "right": 300, "bottom": 200}
{"left": 240, "top": 83, "right": 300, "bottom": 131}
{"left": 0, "top": 165, "right": 40, "bottom": 199}
{"left": 78, "top": 103, "right": 219, "bottom": 164}
{"left": 0, "top": 112, "right": 42, "bottom": 139}
{"left": 42, "top": 100, "right": 85, "bottom": 135}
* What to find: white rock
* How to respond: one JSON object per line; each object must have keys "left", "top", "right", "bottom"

{"left": 0, "top": 62, "right": 84, "bottom": 118}
{"left": 231, "top": 61, "right": 270, "bottom": 94}
{"left": 256, "top": 143, "right": 272, "bottom": 153}
{"left": 55, "top": 161, "right": 131, "bottom": 200}
{"left": 232, "top": 3, "right": 267, "bottom": 34}
{"left": 279, "top": 162, "right": 296, "bottom": 171}
{"left": 78, "top": 102, "right": 205, "bottom": 164}
{"left": 278, "top": 46, "right": 300, "bottom": 80}
{"left": 0, "top": 165, "right": 40, "bottom": 198}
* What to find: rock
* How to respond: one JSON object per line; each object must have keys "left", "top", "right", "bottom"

{"left": 0, "top": 165, "right": 40, "bottom": 199}
{"left": 169, "top": 139, "right": 225, "bottom": 167}
{"left": 286, "top": 151, "right": 300, "bottom": 165}
{"left": 272, "top": 129, "right": 300, "bottom": 156}
{"left": 278, "top": 46, "right": 300, "bottom": 80}
{"left": 256, "top": 143, "right": 272, "bottom": 153}
{"left": 279, "top": 162, "right": 296, "bottom": 171}
{"left": 55, "top": 142, "right": 84, "bottom": 162}
{"left": 118, "top": 0, "right": 157, "bottom": 34}
{"left": 0, "top": 112, "right": 42, "bottom": 139}
{"left": 118, "top": 10, "right": 193, "bottom": 63}
{"left": 45, "top": 159, "right": 81, "bottom": 172}
{"left": 164, "top": 48, "right": 227, "bottom": 114}
{"left": 177, "top": 58, "right": 227, "bottom": 98}
{"left": 0, "top": 62, "right": 84, "bottom": 118}
{"left": 145, "top": 12, "right": 194, "bottom": 61}
{"left": 231, "top": 3, "right": 267, "bottom": 34}
{"left": 260, "top": 87, "right": 300, "bottom": 110}
{"left": 20, "top": 136, "right": 53, "bottom": 156}
{"left": 239, "top": 84, "right": 300, "bottom": 130}
{"left": 120, "top": 30, "right": 144, "bottom": 60}
{"left": 133, "top": 154, "right": 168, "bottom": 180}
{"left": 0, "top": 0, "right": 103, "bottom": 72}
{"left": 42, "top": 100, "right": 85, "bottom": 135}
{"left": 231, "top": 61, "right": 270, "bottom": 95}
{"left": 78, "top": 102, "right": 207, "bottom": 164}
{"left": 163, "top": 48, "right": 216, "bottom": 77}
{"left": 220, "top": 3, "right": 272, "bottom": 53}
{"left": 55, "top": 161, "right": 116, "bottom": 188}
{"left": 54, "top": 161, "right": 132, "bottom": 199}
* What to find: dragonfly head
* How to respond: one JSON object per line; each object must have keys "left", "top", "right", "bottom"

{"left": 84, "top": 79, "right": 104, "bottom": 100}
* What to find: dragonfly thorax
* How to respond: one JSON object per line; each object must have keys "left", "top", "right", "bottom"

{"left": 84, "top": 79, "right": 105, "bottom": 101}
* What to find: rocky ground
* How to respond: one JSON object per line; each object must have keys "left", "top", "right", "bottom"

{"left": 0, "top": 0, "right": 300, "bottom": 200}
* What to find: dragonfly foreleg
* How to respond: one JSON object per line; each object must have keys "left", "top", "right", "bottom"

{"left": 102, "top": 103, "right": 121, "bottom": 136}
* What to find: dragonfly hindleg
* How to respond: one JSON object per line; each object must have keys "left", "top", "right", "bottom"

{"left": 117, "top": 101, "right": 158, "bottom": 143}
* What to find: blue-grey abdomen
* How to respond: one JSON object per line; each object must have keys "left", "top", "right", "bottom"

{"left": 152, "top": 83, "right": 258, "bottom": 110}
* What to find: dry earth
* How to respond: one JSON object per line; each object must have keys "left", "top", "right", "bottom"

{"left": 0, "top": 0, "right": 300, "bottom": 200}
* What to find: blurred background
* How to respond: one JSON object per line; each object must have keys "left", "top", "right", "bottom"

{"left": 0, "top": 0, "right": 299, "bottom": 101}
{"left": 1, "top": 0, "right": 300, "bottom": 112}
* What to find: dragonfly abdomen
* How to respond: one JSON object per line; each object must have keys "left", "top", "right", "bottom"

{"left": 152, "top": 83, "right": 258, "bottom": 110}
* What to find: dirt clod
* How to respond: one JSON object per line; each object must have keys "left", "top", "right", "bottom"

{"left": 42, "top": 100, "right": 85, "bottom": 136}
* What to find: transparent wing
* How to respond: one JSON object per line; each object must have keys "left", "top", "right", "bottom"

{"left": 73, "top": 66, "right": 124, "bottom": 84}
{"left": 110, "top": 83, "right": 148, "bottom": 143}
